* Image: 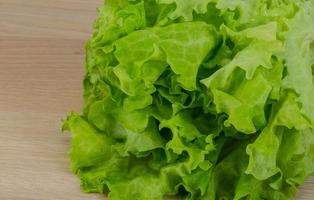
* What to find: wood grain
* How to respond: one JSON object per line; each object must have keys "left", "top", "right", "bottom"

{"left": 0, "top": 0, "right": 313, "bottom": 199}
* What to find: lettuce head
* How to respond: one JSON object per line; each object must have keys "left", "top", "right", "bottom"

{"left": 63, "top": 0, "right": 314, "bottom": 199}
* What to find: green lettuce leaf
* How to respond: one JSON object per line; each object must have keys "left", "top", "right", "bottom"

{"left": 157, "top": 0, "right": 213, "bottom": 21}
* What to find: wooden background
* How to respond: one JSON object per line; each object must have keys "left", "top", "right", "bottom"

{"left": 0, "top": 0, "right": 313, "bottom": 199}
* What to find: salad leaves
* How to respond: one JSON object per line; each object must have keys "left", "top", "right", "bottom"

{"left": 63, "top": 0, "right": 314, "bottom": 199}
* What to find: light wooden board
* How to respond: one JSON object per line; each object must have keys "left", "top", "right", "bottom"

{"left": 0, "top": 0, "right": 313, "bottom": 199}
